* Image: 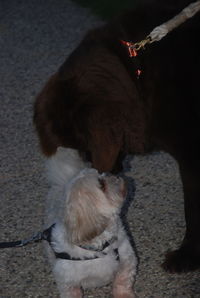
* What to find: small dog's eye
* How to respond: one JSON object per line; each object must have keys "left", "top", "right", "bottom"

{"left": 98, "top": 178, "right": 106, "bottom": 192}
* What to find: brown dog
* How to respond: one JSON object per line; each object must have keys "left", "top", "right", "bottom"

{"left": 34, "top": 0, "right": 200, "bottom": 273}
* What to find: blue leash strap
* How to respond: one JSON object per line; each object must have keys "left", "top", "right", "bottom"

{"left": 0, "top": 225, "right": 54, "bottom": 249}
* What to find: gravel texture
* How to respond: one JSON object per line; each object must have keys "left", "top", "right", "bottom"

{"left": 0, "top": 0, "right": 199, "bottom": 297}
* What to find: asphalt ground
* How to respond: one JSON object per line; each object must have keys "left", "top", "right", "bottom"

{"left": 0, "top": 0, "right": 199, "bottom": 297}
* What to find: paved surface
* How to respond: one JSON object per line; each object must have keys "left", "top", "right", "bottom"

{"left": 0, "top": 0, "right": 199, "bottom": 297}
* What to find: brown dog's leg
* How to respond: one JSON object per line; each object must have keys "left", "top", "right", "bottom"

{"left": 163, "top": 158, "right": 200, "bottom": 273}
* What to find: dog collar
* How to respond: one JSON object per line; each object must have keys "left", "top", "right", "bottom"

{"left": 120, "top": 40, "right": 142, "bottom": 79}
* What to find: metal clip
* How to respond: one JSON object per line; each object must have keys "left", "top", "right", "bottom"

{"left": 17, "top": 232, "right": 43, "bottom": 247}
{"left": 133, "top": 36, "right": 152, "bottom": 51}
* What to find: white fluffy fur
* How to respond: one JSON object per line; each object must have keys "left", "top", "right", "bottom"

{"left": 45, "top": 147, "right": 137, "bottom": 298}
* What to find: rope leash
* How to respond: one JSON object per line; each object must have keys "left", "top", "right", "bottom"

{"left": 149, "top": 0, "right": 200, "bottom": 43}
{"left": 123, "top": 0, "right": 200, "bottom": 53}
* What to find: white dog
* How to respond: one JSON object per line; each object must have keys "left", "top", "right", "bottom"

{"left": 44, "top": 147, "right": 137, "bottom": 298}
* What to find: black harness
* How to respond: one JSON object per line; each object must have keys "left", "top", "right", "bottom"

{"left": 0, "top": 224, "right": 119, "bottom": 261}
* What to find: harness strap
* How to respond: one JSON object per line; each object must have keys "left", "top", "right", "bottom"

{"left": 54, "top": 249, "right": 119, "bottom": 261}
{"left": 54, "top": 251, "right": 94, "bottom": 260}
{"left": 0, "top": 225, "right": 119, "bottom": 261}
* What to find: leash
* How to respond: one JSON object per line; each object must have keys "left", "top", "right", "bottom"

{"left": 121, "top": 0, "right": 200, "bottom": 73}
{"left": 0, "top": 225, "right": 54, "bottom": 249}
{"left": 148, "top": 0, "right": 200, "bottom": 44}
{"left": 0, "top": 225, "right": 119, "bottom": 261}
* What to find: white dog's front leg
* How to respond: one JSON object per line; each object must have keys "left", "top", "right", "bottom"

{"left": 53, "top": 260, "right": 83, "bottom": 298}
{"left": 113, "top": 264, "right": 136, "bottom": 298}
{"left": 112, "top": 226, "right": 137, "bottom": 298}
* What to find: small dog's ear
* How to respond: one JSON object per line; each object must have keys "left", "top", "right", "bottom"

{"left": 65, "top": 190, "right": 109, "bottom": 244}
{"left": 66, "top": 212, "right": 108, "bottom": 245}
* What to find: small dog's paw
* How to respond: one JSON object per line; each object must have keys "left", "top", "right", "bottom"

{"left": 114, "top": 292, "right": 135, "bottom": 298}
{"left": 162, "top": 248, "right": 200, "bottom": 273}
{"left": 113, "top": 288, "right": 136, "bottom": 298}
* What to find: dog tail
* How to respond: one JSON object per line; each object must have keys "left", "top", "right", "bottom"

{"left": 46, "top": 147, "right": 88, "bottom": 186}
